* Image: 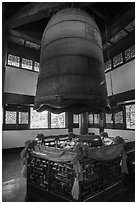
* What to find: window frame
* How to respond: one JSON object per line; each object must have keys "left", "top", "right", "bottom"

{"left": 50, "top": 112, "right": 66, "bottom": 129}
{"left": 105, "top": 110, "right": 125, "bottom": 130}
{"left": 105, "top": 113, "right": 114, "bottom": 129}
{"left": 88, "top": 113, "right": 94, "bottom": 127}
{"left": 112, "top": 52, "right": 124, "bottom": 69}
{"left": 29, "top": 107, "right": 49, "bottom": 129}
{"left": 7, "top": 53, "right": 21, "bottom": 68}
{"left": 3, "top": 105, "right": 30, "bottom": 130}
{"left": 88, "top": 113, "right": 99, "bottom": 128}
{"left": 4, "top": 109, "right": 17, "bottom": 129}
{"left": 113, "top": 109, "right": 125, "bottom": 129}
{"left": 34, "top": 61, "right": 40, "bottom": 72}
{"left": 94, "top": 113, "right": 100, "bottom": 128}
{"left": 104, "top": 44, "right": 135, "bottom": 73}
{"left": 3, "top": 101, "right": 134, "bottom": 131}
{"left": 104, "top": 59, "right": 112, "bottom": 72}
{"left": 124, "top": 45, "right": 135, "bottom": 63}
{"left": 6, "top": 54, "right": 39, "bottom": 73}
{"left": 18, "top": 110, "right": 30, "bottom": 127}
{"left": 21, "top": 57, "right": 33, "bottom": 70}
{"left": 104, "top": 102, "right": 135, "bottom": 130}
{"left": 73, "top": 114, "right": 79, "bottom": 128}
{"left": 29, "top": 107, "right": 66, "bottom": 130}
{"left": 3, "top": 105, "right": 67, "bottom": 130}
{"left": 125, "top": 102, "right": 135, "bottom": 130}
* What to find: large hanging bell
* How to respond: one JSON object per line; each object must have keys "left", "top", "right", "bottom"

{"left": 34, "top": 8, "right": 108, "bottom": 114}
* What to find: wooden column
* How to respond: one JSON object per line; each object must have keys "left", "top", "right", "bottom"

{"left": 2, "top": 4, "right": 8, "bottom": 107}
{"left": 99, "top": 112, "right": 105, "bottom": 133}
{"left": 79, "top": 112, "right": 88, "bottom": 135}
{"left": 66, "top": 112, "right": 73, "bottom": 133}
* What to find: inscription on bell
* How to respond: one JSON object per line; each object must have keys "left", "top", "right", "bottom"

{"left": 85, "top": 23, "right": 102, "bottom": 48}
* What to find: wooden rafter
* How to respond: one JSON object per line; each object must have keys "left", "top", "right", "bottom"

{"left": 103, "top": 30, "right": 135, "bottom": 62}
{"left": 9, "top": 29, "right": 41, "bottom": 45}
{"left": 6, "top": 2, "right": 67, "bottom": 29}
{"left": 6, "top": 2, "right": 134, "bottom": 51}
{"left": 6, "top": 2, "right": 95, "bottom": 29}
{"left": 102, "top": 5, "right": 135, "bottom": 45}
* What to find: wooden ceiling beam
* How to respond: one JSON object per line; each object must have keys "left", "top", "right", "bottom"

{"left": 102, "top": 5, "right": 135, "bottom": 45}
{"left": 6, "top": 2, "right": 95, "bottom": 29}
{"left": 6, "top": 2, "right": 68, "bottom": 29}
{"left": 6, "top": 2, "right": 134, "bottom": 51}
{"left": 14, "top": 28, "right": 42, "bottom": 42}
{"left": 9, "top": 29, "right": 41, "bottom": 45}
{"left": 103, "top": 30, "right": 135, "bottom": 62}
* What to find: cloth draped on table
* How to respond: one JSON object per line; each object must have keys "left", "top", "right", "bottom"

{"left": 20, "top": 141, "right": 128, "bottom": 200}
{"left": 20, "top": 139, "right": 37, "bottom": 178}
{"left": 120, "top": 149, "right": 128, "bottom": 174}
{"left": 71, "top": 143, "right": 128, "bottom": 200}
{"left": 33, "top": 145, "right": 77, "bottom": 162}
{"left": 71, "top": 160, "right": 83, "bottom": 200}
{"left": 71, "top": 178, "right": 79, "bottom": 200}
{"left": 20, "top": 147, "right": 29, "bottom": 179}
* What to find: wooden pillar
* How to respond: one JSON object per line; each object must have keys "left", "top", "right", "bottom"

{"left": 48, "top": 112, "right": 51, "bottom": 128}
{"left": 2, "top": 5, "right": 8, "bottom": 107}
{"left": 99, "top": 112, "right": 105, "bottom": 133}
{"left": 79, "top": 112, "right": 88, "bottom": 135}
{"left": 66, "top": 112, "right": 73, "bottom": 133}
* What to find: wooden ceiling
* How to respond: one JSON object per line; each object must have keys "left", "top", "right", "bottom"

{"left": 3, "top": 2, "right": 135, "bottom": 60}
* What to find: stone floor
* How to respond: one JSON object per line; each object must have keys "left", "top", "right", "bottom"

{"left": 2, "top": 149, "right": 26, "bottom": 202}
{"left": 2, "top": 148, "right": 135, "bottom": 202}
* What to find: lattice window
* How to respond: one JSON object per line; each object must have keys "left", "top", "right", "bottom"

{"left": 34, "top": 61, "right": 40, "bottom": 72}
{"left": 113, "top": 53, "right": 123, "bottom": 68}
{"left": 94, "top": 114, "right": 99, "bottom": 124}
{"left": 104, "top": 60, "right": 112, "bottom": 72}
{"left": 7, "top": 54, "right": 20, "bottom": 67}
{"left": 88, "top": 114, "right": 93, "bottom": 125}
{"left": 30, "top": 108, "right": 48, "bottom": 128}
{"left": 106, "top": 113, "right": 113, "bottom": 124}
{"left": 126, "top": 104, "right": 135, "bottom": 129}
{"left": 51, "top": 112, "right": 65, "bottom": 128}
{"left": 4, "top": 106, "right": 30, "bottom": 130}
{"left": 73, "top": 114, "right": 79, "bottom": 124}
{"left": 19, "top": 112, "right": 29, "bottom": 124}
{"left": 114, "top": 111, "right": 123, "bottom": 124}
{"left": 21, "top": 58, "right": 33, "bottom": 70}
{"left": 5, "top": 111, "right": 17, "bottom": 124}
{"left": 125, "top": 45, "right": 135, "bottom": 62}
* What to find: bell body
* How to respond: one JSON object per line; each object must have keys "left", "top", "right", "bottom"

{"left": 34, "top": 8, "right": 108, "bottom": 114}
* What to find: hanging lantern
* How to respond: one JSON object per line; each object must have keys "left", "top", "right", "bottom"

{"left": 34, "top": 8, "right": 108, "bottom": 114}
